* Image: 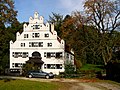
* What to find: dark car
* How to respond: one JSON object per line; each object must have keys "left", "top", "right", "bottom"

{"left": 26, "top": 70, "right": 54, "bottom": 79}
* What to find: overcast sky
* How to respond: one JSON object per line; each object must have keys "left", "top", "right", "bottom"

{"left": 14, "top": 0, "right": 85, "bottom": 22}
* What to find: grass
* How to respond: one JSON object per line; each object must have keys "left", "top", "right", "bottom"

{"left": 80, "top": 64, "right": 104, "bottom": 71}
{"left": 0, "top": 78, "right": 59, "bottom": 90}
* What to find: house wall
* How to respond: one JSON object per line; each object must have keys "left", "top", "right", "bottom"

{"left": 10, "top": 12, "right": 74, "bottom": 75}
{"left": 65, "top": 52, "right": 74, "bottom": 65}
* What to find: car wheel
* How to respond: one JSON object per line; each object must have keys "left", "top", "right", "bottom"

{"left": 28, "top": 75, "right": 32, "bottom": 78}
{"left": 45, "top": 75, "right": 49, "bottom": 79}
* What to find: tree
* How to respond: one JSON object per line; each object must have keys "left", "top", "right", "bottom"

{"left": 84, "top": 0, "right": 120, "bottom": 65}
{"left": 0, "top": 21, "right": 23, "bottom": 73}
{"left": 65, "top": 62, "right": 75, "bottom": 74}
{"left": 48, "top": 12, "right": 63, "bottom": 37}
{"left": 0, "top": 0, "right": 17, "bottom": 26}
{"left": 61, "top": 11, "right": 103, "bottom": 65}
{"left": 0, "top": 0, "right": 18, "bottom": 74}
{"left": 84, "top": 0, "right": 120, "bottom": 33}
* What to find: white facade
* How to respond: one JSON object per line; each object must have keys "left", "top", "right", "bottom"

{"left": 10, "top": 12, "right": 74, "bottom": 75}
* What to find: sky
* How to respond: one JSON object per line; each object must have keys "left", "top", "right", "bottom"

{"left": 14, "top": 0, "right": 85, "bottom": 22}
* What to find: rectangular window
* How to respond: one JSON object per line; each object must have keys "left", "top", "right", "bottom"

{"left": 39, "top": 42, "right": 43, "bottom": 47}
{"left": 12, "top": 63, "right": 15, "bottom": 68}
{"left": 45, "top": 52, "right": 63, "bottom": 58}
{"left": 29, "top": 42, "right": 32, "bottom": 47}
{"left": 45, "top": 64, "right": 62, "bottom": 69}
{"left": 13, "top": 52, "right": 28, "bottom": 58}
{"left": 32, "top": 25, "right": 40, "bottom": 29}
{"left": 44, "top": 52, "right": 62, "bottom": 58}
{"left": 47, "top": 64, "right": 51, "bottom": 69}
{"left": 46, "top": 64, "right": 55, "bottom": 69}
{"left": 35, "top": 33, "right": 39, "bottom": 37}
{"left": 45, "top": 33, "right": 49, "bottom": 37}
{"left": 50, "top": 64, "right": 55, "bottom": 69}
{"left": 32, "top": 33, "right": 40, "bottom": 38}
{"left": 60, "top": 64, "right": 62, "bottom": 69}
{"left": 71, "top": 55, "right": 73, "bottom": 60}
{"left": 48, "top": 43, "right": 52, "bottom": 47}
{"left": 12, "top": 52, "right": 14, "bottom": 57}
{"left": 44, "top": 64, "right": 47, "bottom": 69}
{"left": 51, "top": 52, "right": 55, "bottom": 57}
{"left": 29, "top": 42, "right": 43, "bottom": 47}
{"left": 34, "top": 42, "right": 38, "bottom": 47}
{"left": 32, "top": 42, "right": 34, "bottom": 47}
{"left": 44, "top": 52, "right": 47, "bottom": 57}
{"left": 21, "top": 43, "right": 25, "bottom": 47}
{"left": 22, "top": 52, "right": 28, "bottom": 58}
{"left": 14, "top": 52, "right": 19, "bottom": 58}
{"left": 46, "top": 52, "right": 55, "bottom": 58}
{"left": 14, "top": 63, "right": 23, "bottom": 67}
{"left": 15, "top": 63, "right": 18, "bottom": 67}
{"left": 32, "top": 33, "right": 34, "bottom": 38}
{"left": 24, "top": 34, "right": 28, "bottom": 38}
{"left": 56, "top": 64, "right": 62, "bottom": 69}
{"left": 47, "top": 52, "right": 51, "bottom": 58}
{"left": 18, "top": 52, "right": 22, "bottom": 57}
{"left": 67, "top": 53, "right": 69, "bottom": 58}
{"left": 35, "top": 25, "right": 40, "bottom": 29}
{"left": 56, "top": 52, "right": 62, "bottom": 58}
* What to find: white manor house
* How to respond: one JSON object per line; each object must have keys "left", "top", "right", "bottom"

{"left": 10, "top": 12, "right": 75, "bottom": 75}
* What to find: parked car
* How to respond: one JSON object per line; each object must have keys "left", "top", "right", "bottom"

{"left": 26, "top": 70, "right": 54, "bottom": 79}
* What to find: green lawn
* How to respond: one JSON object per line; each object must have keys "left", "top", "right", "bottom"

{"left": 80, "top": 64, "right": 104, "bottom": 71}
{"left": 0, "top": 79, "right": 59, "bottom": 90}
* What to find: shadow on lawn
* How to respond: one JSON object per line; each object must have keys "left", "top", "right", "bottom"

{"left": 0, "top": 78, "right": 16, "bottom": 82}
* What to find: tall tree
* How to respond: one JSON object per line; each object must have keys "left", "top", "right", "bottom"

{"left": 0, "top": 0, "right": 18, "bottom": 74}
{"left": 61, "top": 11, "right": 102, "bottom": 65}
{"left": 48, "top": 12, "right": 63, "bottom": 37}
{"left": 84, "top": 0, "right": 120, "bottom": 33}
{"left": 84, "top": 0, "right": 120, "bottom": 65}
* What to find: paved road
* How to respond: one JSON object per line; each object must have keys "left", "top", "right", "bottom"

{"left": 0, "top": 76, "right": 120, "bottom": 90}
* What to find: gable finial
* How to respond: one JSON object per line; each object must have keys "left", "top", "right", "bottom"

{"left": 34, "top": 11, "right": 39, "bottom": 19}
